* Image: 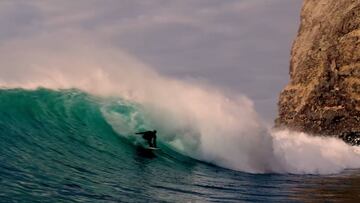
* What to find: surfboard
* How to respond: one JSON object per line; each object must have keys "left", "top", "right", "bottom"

{"left": 146, "top": 147, "right": 160, "bottom": 150}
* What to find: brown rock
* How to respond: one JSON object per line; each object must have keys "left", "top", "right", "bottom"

{"left": 275, "top": 0, "right": 360, "bottom": 145}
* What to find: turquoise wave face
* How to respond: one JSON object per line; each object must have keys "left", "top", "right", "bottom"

{"left": 0, "top": 88, "right": 201, "bottom": 201}
{"left": 0, "top": 88, "right": 186, "bottom": 167}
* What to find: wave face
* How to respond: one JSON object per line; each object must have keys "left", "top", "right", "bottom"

{"left": 0, "top": 88, "right": 196, "bottom": 202}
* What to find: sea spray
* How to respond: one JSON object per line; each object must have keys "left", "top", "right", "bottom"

{"left": 271, "top": 129, "right": 360, "bottom": 174}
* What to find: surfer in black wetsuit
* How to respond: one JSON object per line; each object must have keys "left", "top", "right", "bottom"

{"left": 136, "top": 130, "right": 157, "bottom": 148}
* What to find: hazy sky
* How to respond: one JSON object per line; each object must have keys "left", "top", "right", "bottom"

{"left": 0, "top": 0, "right": 303, "bottom": 122}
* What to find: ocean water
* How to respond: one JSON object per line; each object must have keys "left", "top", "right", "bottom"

{"left": 1, "top": 88, "right": 360, "bottom": 202}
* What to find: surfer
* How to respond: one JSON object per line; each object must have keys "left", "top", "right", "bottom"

{"left": 136, "top": 130, "right": 157, "bottom": 148}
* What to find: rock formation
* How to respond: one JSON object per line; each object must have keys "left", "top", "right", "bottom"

{"left": 276, "top": 0, "right": 360, "bottom": 145}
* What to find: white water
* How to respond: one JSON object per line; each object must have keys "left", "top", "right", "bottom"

{"left": 1, "top": 33, "right": 360, "bottom": 174}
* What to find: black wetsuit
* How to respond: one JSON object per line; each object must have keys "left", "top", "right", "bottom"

{"left": 136, "top": 131, "right": 157, "bottom": 147}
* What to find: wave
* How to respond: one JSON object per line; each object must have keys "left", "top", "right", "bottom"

{"left": 1, "top": 88, "right": 359, "bottom": 175}
{"left": 0, "top": 35, "right": 359, "bottom": 174}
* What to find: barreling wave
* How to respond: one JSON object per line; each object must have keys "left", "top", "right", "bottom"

{"left": 1, "top": 87, "right": 360, "bottom": 177}
{"left": 1, "top": 34, "right": 360, "bottom": 175}
{"left": 0, "top": 87, "right": 272, "bottom": 173}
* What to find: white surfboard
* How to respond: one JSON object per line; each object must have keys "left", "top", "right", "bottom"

{"left": 146, "top": 147, "right": 160, "bottom": 150}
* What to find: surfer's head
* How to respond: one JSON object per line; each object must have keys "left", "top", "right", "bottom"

{"left": 153, "top": 130, "right": 157, "bottom": 134}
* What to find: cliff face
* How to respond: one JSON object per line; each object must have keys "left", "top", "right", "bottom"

{"left": 276, "top": 0, "right": 360, "bottom": 145}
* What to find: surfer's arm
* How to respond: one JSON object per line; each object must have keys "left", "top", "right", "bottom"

{"left": 135, "top": 131, "right": 147, "bottom": 135}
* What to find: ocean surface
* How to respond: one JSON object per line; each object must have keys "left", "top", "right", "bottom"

{"left": 1, "top": 88, "right": 360, "bottom": 202}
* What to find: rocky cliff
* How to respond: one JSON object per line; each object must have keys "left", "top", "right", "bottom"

{"left": 276, "top": 0, "right": 360, "bottom": 145}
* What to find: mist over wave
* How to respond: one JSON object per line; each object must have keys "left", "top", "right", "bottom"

{"left": 1, "top": 33, "right": 359, "bottom": 174}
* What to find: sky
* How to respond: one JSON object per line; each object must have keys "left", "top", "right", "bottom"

{"left": 0, "top": 0, "right": 303, "bottom": 122}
